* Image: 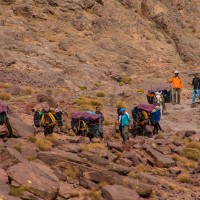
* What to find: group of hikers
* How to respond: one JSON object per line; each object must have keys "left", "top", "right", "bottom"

{"left": 32, "top": 70, "right": 199, "bottom": 142}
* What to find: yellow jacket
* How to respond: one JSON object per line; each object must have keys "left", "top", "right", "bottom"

{"left": 168, "top": 76, "right": 183, "bottom": 89}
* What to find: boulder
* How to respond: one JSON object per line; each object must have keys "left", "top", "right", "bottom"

{"left": 38, "top": 149, "right": 84, "bottom": 166}
{"left": 79, "top": 177, "right": 99, "bottom": 189}
{"left": 146, "top": 148, "right": 175, "bottom": 168}
{"left": 0, "top": 168, "right": 10, "bottom": 195}
{"left": 192, "top": 166, "right": 200, "bottom": 174}
{"left": 118, "top": 158, "right": 133, "bottom": 167}
{"left": 102, "top": 184, "right": 140, "bottom": 200}
{"left": 107, "top": 141, "right": 123, "bottom": 152}
{"left": 185, "top": 130, "right": 196, "bottom": 137}
{"left": 59, "top": 182, "right": 74, "bottom": 199}
{"left": 8, "top": 113, "right": 34, "bottom": 138}
{"left": 83, "top": 170, "right": 152, "bottom": 197}
{"left": 7, "top": 162, "right": 59, "bottom": 199}
{"left": 0, "top": 147, "right": 25, "bottom": 170}
{"left": 80, "top": 152, "right": 130, "bottom": 175}
{"left": 189, "top": 133, "right": 200, "bottom": 142}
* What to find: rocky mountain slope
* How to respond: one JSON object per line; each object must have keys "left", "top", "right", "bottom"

{"left": 0, "top": 0, "right": 200, "bottom": 90}
{"left": 0, "top": 0, "right": 200, "bottom": 199}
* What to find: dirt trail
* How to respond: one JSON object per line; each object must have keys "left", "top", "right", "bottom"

{"left": 161, "top": 96, "right": 200, "bottom": 133}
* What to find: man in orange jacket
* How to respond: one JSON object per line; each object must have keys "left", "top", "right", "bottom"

{"left": 168, "top": 70, "right": 183, "bottom": 104}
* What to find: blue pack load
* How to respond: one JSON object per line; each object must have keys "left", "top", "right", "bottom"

{"left": 150, "top": 109, "right": 161, "bottom": 123}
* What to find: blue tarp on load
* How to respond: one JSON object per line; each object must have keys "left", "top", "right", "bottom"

{"left": 150, "top": 109, "right": 161, "bottom": 123}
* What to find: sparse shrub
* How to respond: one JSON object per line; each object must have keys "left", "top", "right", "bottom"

{"left": 80, "top": 143, "right": 105, "bottom": 152}
{"left": 103, "top": 120, "right": 113, "bottom": 126}
{"left": 64, "top": 167, "right": 79, "bottom": 179}
{"left": 79, "top": 86, "right": 88, "bottom": 90}
{"left": 36, "top": 139, "right": 52, "bottom": 151}
{"left": 22, "top": 87, "right": 33, "bottom": 95}
{"left": 84, "top": 189, "right": 101, "bottom": 200}
{"left": 10, "top": 186, "right": 27, "bottom": 197}
{"left": 187, "top": 141, "right": 200, "bottom": 151}
{"left": 0, "top": 82, "right": 12, "bottom": 89}
{"left": 177, "top": 173, "right": 191, "bottom": 183}
{"left": 98, "top": 181, "right": 109, "bottom": 188}
{"left": 136, "top": 164, "right": 150, "bottom": 173}
{"left": 68, "top": 131, "right": 76, "bottom": 136}
{"left": 73, "top": 96, "right": 89, "bottom": 106}
{"left": 90, "top": 99, "right": 103, "bottom": 107}
{"left": 115, "top": 100, "right": 126, "bottom": 108}
{"left": 12, "top": 144, "right": 22, "bottom": 153}
{"left": 45, "top": 134, "right": 57, "bottom": 143}
{"left": 171, "top": 154, "right": 197, "bottom": 168}
{"left": 127, "top": 171, "right": 136, "bottom": 178}
{"left": 96, "top": 91, "right": 106, "bottom": 97}
{"left": 69, "top": 191, "right": 80, "bottom": 198}
{"left": 167, "top": 183, "right": 187, "bottom": 192}
{"left": 15, "top": 97, "right": 25, "bottom": 102}
{"left": 73, "top": 96, "right": 103, "bottom": 109}
{"left": 0, "top": 92, "right": 12, "bottom": 100}
{"left": 59, "top": 88, "right": 68, "bottom": 93}
{"left": 28, "top": 136, "right": 37, "bottom": 143}
{"left": 182, "top": 147, "right": 200, "bottom": 161}
{"left": 151, "top": 168, "right": 167, "bottom": 176}
{"left": 120, "top": 75, "right": 131, "bottom": 84}
{"left": 94, "top": 82, "right": 102, "bottom": 87}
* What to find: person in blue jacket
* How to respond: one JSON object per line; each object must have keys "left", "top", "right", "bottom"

{"left": 119, "top": 108, "right": 130, "bottom": 142}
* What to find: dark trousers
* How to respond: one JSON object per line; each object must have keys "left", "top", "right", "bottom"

{"left": 173, "top": 88, "right": 181, "bottom": 104}
{"left": 119, "top": 125, "right": 129, "bottom": 142}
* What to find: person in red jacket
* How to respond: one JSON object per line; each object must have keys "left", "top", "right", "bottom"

{"left": 168, "top": 70, "right": 183, "bottom": 104}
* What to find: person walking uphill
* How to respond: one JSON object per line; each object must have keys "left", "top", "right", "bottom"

{"left": 192, "top": 72, "right": 200, "bottom": 106}
{"left": 95, "top": 107, "right": 104, "bottom": 138}
{"left": 119, "top": 108, "right": 130, "bottom": 143}
{"left": 168, "top": 70, "right": 183, "bottom": 104}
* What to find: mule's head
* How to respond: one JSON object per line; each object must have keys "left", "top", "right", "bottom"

{"left": 155, "top": 91, "right": 163, "bottom": 104}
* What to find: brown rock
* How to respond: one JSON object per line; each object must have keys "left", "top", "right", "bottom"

{"left": 102, "top": 184, "right": 140, "bottom": 200}
{"left": 189, "top": 133, "right": 200, "bottom": 142}
{"left": 7, "top": 162, "right": 59, "bottom": 199}
{"left": 59, "top": 182, "right": 74, "bottom": 199}
{"left": 107, "top": 141, "right": 123, "bottom": 152}
{"left": 79, "top": 177, "right": 99, "bottom": 189}
{"left": 38, "top": 149, "right": 84, "bottom": 166}
{"left": 146, "top": 148, "right": 175, "bottom": 168}
{"left": 0, "top": 168, "right": 10, "bottom": 195}
{"left": 0, "top": 147, "right": 25, "bottom": 170}
{"left": 80, "top": 152, "right": 130, "bottom": 175}
{"left": 118, "top": 158, "right": 133, "bottom": 167}
{"left": 185, "top": 130, "right": 196, "bottom": 137}
{"left": 83, "top": 170, "right": 152, "bottom": 197}
{"left": 8, "top": 113, "right": 34, "bottom": 138}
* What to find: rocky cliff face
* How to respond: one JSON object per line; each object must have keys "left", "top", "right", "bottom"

{"left": 0, "top": 0, "right": 199, "bottom": 89}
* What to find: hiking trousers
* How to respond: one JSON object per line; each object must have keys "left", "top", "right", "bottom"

{"left": 119, "top": 125, "right": 129, "bottom": 142}
{"left": 192, "top": 89, "right": 200, "bottom": 104}
{"left": 173, "top": 88, "right": 181, "bottom": 104}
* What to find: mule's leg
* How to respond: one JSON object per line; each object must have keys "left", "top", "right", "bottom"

{"left": 44, "top": 127, "right": 47, "bottom": 137}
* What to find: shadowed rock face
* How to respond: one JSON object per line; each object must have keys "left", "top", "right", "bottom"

{"left": 0, "top": 0, "right": 199, "bottom": 89}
